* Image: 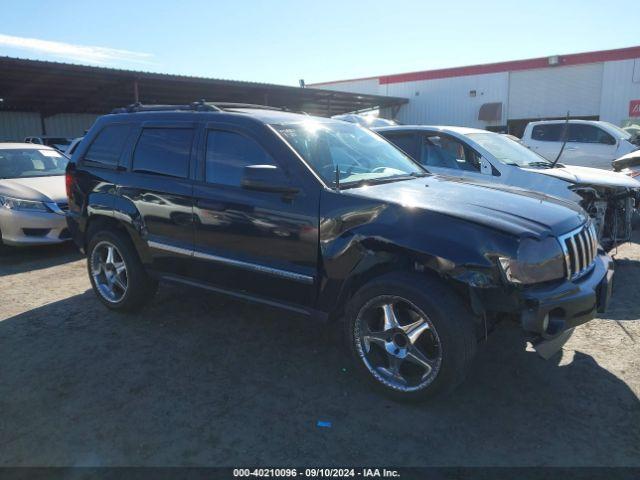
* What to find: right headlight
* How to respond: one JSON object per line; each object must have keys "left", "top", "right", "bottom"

{"left": 499, "top": 236, "right": 566, "bottom": 285}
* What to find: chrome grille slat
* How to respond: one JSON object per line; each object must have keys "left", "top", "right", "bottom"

{"left": 577, "top": 231, "right": 587, "bottom": 270}
{"left": 568, "top": 236, "right": 579, "bottom": 273}
{"left": 584, "top": 229, "right": 592, "bottom": 263}
{"left": 559, "top": 223, "right": 598, "bottom": 280}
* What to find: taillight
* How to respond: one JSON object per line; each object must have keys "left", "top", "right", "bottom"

{"left": 65, "top": 169, "right": 73, "bottom": 200}
{"left": 630, "top": 170, "right": 640, "bottom": 178}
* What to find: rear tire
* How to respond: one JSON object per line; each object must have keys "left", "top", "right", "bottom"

{"left": 344, "top": 272, "right": 477, "bottom": 402}
{"left": 87, "top": 229, "right": 157, "bottom": 312}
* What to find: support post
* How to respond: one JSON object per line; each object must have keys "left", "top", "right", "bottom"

{"left": 133, "top": 79, "right": 140, "bottom": 103}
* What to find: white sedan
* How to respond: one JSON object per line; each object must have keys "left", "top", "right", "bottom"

{"left": 376, "top": 125, "right": 640, "bottom": 249}
{"left": 0, "top": 143, "right": 70, "bottom": 246}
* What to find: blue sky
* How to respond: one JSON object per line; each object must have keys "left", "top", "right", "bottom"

{"left": 1, "top": 0, "right": 638, "bottom": 86}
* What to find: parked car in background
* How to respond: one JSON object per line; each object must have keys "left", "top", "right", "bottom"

{"left": 613, "top": 150, "right": 640, "bottom": 179}
{"left": 64, "top": 137, "right": 84, "bottom": 157}
{"left": 24, "top": 136, "right": 74, "bottom": 153}
{"left": 0, "top": 143, "right": 70, "bottom": 246}
{"left": 332, "top": 113, "right": 397, "bottom": 128}
{"left": 376, "top": 125, "right": 640, "bottom": 249}
{"left": 623, "top": 124, "right": 640, "bottom": 140}
{"left": 66, "top": 102, "right": 614, "bottom": 401}
{"left": 521, "top": 120, "right": 638, "bottom": 170}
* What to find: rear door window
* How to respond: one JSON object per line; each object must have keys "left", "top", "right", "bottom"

{"left": 531, "top": 124, "right": 564, "bottom": 142}
{"left": 132, "top": 128, "right": 194, "bottom": 178}
{"left": 84, "top": 124, "right": 131, "bottom": 167}
{"left": 382, "top": 133, "right": 419, "bottom": 159}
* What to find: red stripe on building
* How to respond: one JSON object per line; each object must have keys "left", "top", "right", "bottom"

{"left": 309, "top": 45, "right": 640, "bottom": 87}
{"left": 380, "top": 46, "right": 640, "bottom": 84}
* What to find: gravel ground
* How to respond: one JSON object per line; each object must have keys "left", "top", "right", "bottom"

{"left": 0, "top": 236, "right": 638, "bottom": 467}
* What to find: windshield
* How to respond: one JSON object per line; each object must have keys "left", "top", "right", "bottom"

{"left": 0, "top": 148, "right": 68, "bottom": 179}
{"left": 273, "top": 120, "right": 425, "bottom": 187}
{"left": 466, "top": 132, "right": 552, "bottom": 168}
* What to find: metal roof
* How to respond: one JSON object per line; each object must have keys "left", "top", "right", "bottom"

{"left": 0, "top": 56, "right": 407, "bottom": 117}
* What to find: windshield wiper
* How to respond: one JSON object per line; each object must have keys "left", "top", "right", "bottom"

{"left": 340, "top": 174, "right": 420, "bottom": 190}
{"left": 525, "top": 161, "right": 554, "bottom": 169}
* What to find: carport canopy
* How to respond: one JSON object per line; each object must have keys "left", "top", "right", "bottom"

{"left": 0, "top": 57, "right": 407, "bottom": 118}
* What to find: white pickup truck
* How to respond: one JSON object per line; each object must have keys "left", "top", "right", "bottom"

{"left": 522, "top": 120, "right": 638, "bottom": 170}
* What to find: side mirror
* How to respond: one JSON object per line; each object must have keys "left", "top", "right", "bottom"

{"left": 480, "top": 157, "right": 493, "bottom": 175}
{"left": 241, "top": 164, "right": 299, "bottom": 194}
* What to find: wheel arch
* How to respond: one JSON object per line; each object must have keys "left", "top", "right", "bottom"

{"left": 323, "top": 248, "right": 478, "bottom": 323}
{"left": 85, "top": 214, "right": 151, "bottom": 264}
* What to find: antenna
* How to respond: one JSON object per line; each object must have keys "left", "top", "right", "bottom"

{"left": 550, "top": 111, "right": 570, "bottom": 168}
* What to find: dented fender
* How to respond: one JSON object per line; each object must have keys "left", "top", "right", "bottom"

{"left": 315, "top": 187, "right": 520, "bottom": 315}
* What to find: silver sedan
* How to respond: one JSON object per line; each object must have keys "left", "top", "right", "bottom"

{"left": 0, "top": 143, "right": 70, "bottom": 246}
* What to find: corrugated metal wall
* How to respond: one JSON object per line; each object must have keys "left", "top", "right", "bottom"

{"left": 508, "top": 63, "right": 603, "bottom": 119}
{"left": 316, "top": 59, "right": 640, "bottom": 128}
{"left": 0, "top": 112, "right": 42, "bottom": 142}
{"left": 385, "top": 72, "right": 509, "bottom": 128}
{"left": 314, "top": 78, "right": 381, "bottom": 96}
{"left": 44, "top": 113, "right": 100, "bottom": 137}
{"left": 600, "top": 58, "right": 640, "bottom": 125}
{"left": 0, "top": 112, "right": 100, "bottom": 142}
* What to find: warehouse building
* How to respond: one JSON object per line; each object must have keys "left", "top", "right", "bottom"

{"left": 0, "top": 56, "right": 406, "bottom": 142}
{"left": 311, "top": 46, "right": 640, "bottom": 137}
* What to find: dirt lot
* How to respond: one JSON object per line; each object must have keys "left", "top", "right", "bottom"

{"left": 0, "top": 235, "right": 638, "bottom": 467}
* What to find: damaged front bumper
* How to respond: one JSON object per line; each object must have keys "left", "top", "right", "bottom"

{"left": 519, "top": 252, "right": 614, "bottom": 358}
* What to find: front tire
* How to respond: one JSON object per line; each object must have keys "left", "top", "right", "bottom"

{"left": 345, "top": 272, "right": 477, "bottom": 402}
{"left": 87, "top": 229, "right": 157, "bottom": 312}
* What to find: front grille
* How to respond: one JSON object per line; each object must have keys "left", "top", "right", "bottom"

{"left": 23, "top": 228, "right": 51, "bottom": 237}
{"left": 559, "top": 223, "right": 598, "bottom": 280}
{"left": 57, "top": 202, "right": 69, "bottom": 212}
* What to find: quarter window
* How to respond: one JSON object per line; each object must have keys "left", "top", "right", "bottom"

{"left": 84, "top": 124, "right": 131, "bottom": 166}
{"left": 205, "top": 130, "right": 275, "bottom": 186}
{"left": 132, "top": 128, "right": 193, "bottom": 178}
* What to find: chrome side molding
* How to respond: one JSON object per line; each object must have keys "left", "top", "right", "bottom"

{"left": 148, "top": 240, "right": 314, "bottom": 284}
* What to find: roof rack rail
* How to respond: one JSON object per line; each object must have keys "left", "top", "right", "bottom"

{"left": 212, "top": 102, "right": 286, "bottom": 112}
{"left": 111, "top": 99, "right": 222, "bottom": 114}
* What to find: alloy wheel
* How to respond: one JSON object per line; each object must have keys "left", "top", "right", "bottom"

{"left": 90, "top": 241, "right": 128, "bottom": 303}
{"left": 355, "top": 295, "right": 442, "bottom": 392}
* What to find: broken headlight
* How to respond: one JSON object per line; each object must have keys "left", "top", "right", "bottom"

{"left": 499, "top": 236, "right": 566, "bottom": 285}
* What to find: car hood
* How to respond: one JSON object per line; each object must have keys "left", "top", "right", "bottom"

{"left": 612, "top": 150, "right": 640, "bottom": 170}
{"left": 344, "top": 175, "right": 586, "bottom": 238}
{"left": 523, "top": 165, "right": 640, "bottom": 189}
{"left": 0, "top": 176, "right": 66, "bottom": 203}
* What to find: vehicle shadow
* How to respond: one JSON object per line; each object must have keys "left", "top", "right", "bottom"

{"left": 0, "top": 286, "right": 638, "bottom": 467}
{"left": 0, "top": 243, "right": 82, "bottom": 277}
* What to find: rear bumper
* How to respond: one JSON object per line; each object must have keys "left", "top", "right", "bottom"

{"left": 0, "top": 208, "right": 70, "bottom": 246}
{"left": 518, "top": 252, "right": 614, "bottom": 357}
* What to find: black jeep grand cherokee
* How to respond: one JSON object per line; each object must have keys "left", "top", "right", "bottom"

{"left": 66, "top": 102, "right": 614, "bottom": 401}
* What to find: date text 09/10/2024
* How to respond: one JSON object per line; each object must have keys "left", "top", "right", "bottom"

{"left": 232, "top": 468, "right": 400, "bottom": 478}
